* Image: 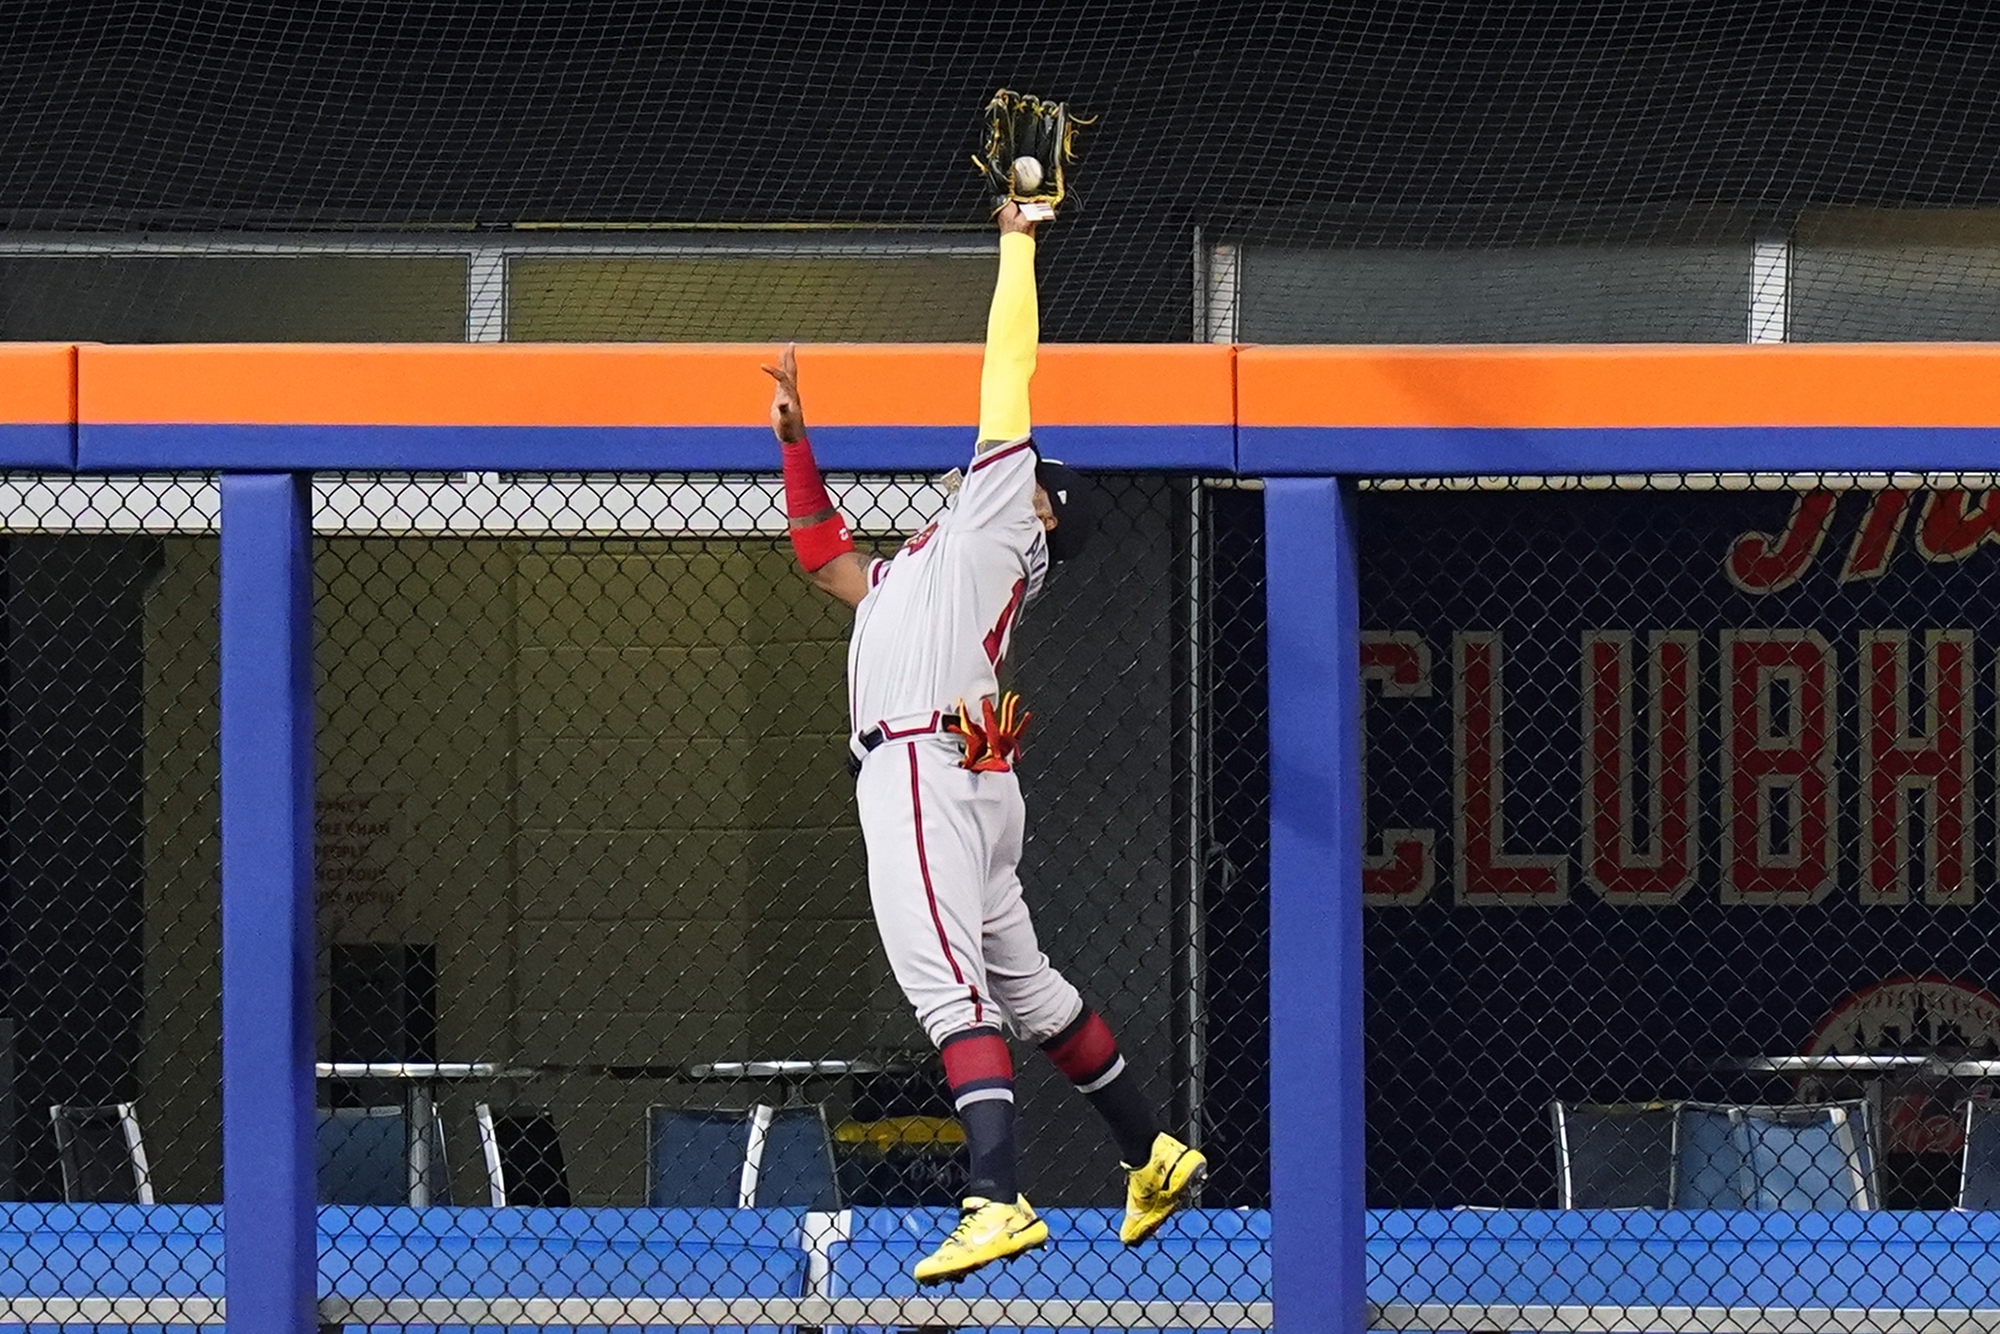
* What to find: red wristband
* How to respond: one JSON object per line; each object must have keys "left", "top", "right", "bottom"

{"left": 789, "top": 513, "right": 855, "bottom": 572}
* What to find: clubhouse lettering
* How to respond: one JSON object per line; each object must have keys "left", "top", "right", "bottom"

{"left": 1364, "top": 489, "right": 2000, "bottom": 909}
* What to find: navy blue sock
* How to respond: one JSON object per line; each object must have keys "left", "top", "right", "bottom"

{"left": 956, "top": 1095, "right": 1019, "bottom": 1202}
{"left": 942, "top": 1027, "right": 1019, "bottom": 1202}
{"left": 1043, "top": 1006, "right": 1160, "bottom": 1165}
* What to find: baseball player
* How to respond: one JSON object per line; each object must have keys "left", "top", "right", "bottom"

{"left": 761, "top": 202, "right": 1207, "bottom": 1284}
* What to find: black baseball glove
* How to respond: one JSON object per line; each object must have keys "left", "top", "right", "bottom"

{"left": 972, "top": 88, "right": 1092, "bottom": 218}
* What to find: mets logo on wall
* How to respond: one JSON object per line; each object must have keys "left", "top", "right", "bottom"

{"left": 1805, "top": 975, "right": 2000, "bottom": 1155}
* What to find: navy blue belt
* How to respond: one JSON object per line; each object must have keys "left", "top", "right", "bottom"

{"left": 848, "top": 711, "right": 967, "bottom": 776}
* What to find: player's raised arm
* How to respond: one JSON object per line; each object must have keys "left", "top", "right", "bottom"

{"left": 946, "top": 204, "right": 1048, "bottom": 540}
{"left": 763, "top": 344, "right": 872, "bottom": 608}
{"left": 976, "top": 203, "right": 1039, "bottom": 454}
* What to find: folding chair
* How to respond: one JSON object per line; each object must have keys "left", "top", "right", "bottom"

{"left": 1550, "top": 1100, "right": 1677, "bottom": 1207}
{"left": 317, "top": 1104, "right": 450, "bottom": 1205}
{"left": 476, "top": 1103, "right": 571, "bottom": 1207}
{"left": 747, "top": 1102, "right": 840, "bottom": 1209}
{"left": 1674, "top": 1100, "right": 1877, "bottom": 1210}
{"left": 49, "top": 1102, "right": 153, "bottom": 1204}
{"left": 1959, "top": 1099, "right": 2000, "bottom": 1209}
{"left": 647, "top": 1102, "right": 839, "bottom": 1208}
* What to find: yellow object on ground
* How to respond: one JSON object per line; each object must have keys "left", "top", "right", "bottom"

{"left": 833, "top": 1115, "right": 967, "bottom": 1151}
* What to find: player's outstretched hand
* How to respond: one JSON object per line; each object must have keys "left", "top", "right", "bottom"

{"left": 996, "top": 201, "right": 1038, "bottom": 238}
{"left": 761, "top": 343, "right": 807, "bottom": 444}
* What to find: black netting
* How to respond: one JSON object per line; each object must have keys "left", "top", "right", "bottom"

{"left": 3, "top": 5, "right": 2000, "bottom": 342}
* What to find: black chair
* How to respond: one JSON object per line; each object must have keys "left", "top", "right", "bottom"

{"left": 1960, "top": 1099, "right": 2000, "bottom": 1208}
{"left": 317, "top": 1105, "right": 450, "bottom": 1205}
{"left": 647, "top": 1102, "right": 839, "bottom": 1208}
{"left": 49, "top": 1102, "right": 153, "bottom": 1204}
{"left": 476, "top": 1103, "right": 571, "bottom": 1207}
{"left": 1550, "top": 1100, "right": 1676, "bottom": 1207}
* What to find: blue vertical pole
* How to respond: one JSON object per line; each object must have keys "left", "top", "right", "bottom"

{"left": 1264, "top": 476, "right": 1365, "bottom": 1334}
{"left": 220, "top": 473, "right": 318, "bottom": 1332}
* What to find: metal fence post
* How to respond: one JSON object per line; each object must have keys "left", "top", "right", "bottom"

{"left": 1264, "top": 476, "right": 1364, "bottom": 1334}
{"left": 220, "top": 473, "right": 318, "bottom": 1331}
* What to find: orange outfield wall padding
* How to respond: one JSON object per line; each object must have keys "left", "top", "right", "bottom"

{"left": 77, "top": 343, "right": 1235, "bottom": 429}
{"left": 1238, "top": 344, "right": 2000, "bottom": 430}
{"left": 0, "top": 344, "right": 77, "bottom": 425}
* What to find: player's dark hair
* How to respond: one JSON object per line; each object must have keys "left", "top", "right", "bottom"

{"left": 1035, "top": 458, "right": 1095, "bottom": 562}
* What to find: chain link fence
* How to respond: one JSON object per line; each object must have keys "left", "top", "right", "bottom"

{"left": 0, "top": 477, "right": 225, "bottom": 1324}
{"left": 1358, "top": 474, "right": 2000, "bottom": 1329}
{"left": 303, "top": 469, "right": 1265, "bottom": 1327}
{"left": 0, "top": 470, "right": 1265, "bottom": 1327}
{"left": 27, "top": 464, "right": 2000, "bottom": 1328}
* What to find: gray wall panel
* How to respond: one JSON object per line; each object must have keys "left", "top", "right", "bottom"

{"left": 1240, "top": 246, "right": 1747, "bottom": 344}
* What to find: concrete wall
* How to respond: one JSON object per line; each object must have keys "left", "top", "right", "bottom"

{"left": 502, "top": 541, "right": 903, "bottom": 1204}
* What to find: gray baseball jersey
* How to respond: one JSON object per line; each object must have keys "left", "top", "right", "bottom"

{"left": 847, "top": 435, "right": 1081, "bottom": 1047}
{"left": 848, "top": 436, "right": 1050, "bottom": 733}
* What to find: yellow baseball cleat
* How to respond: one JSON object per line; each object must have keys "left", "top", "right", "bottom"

{"left": 913, "top": 1195, "right": 1050, "bottom": 1285}
{"left": 1120, "top": 1133, "right": 1208, "bottom": 1245}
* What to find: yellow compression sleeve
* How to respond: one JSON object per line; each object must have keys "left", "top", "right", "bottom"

{"left": 977, "top": 231, "right": 1038, "bottom": 445}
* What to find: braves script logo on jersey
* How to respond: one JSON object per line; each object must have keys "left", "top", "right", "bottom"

{"left": 902, "top": 521, "right": 939, "bottom": 555}
{"left": 1804, "top": 976, "right": 2000, "bottom": 1156}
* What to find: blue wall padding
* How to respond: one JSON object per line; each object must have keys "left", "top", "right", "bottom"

{"left": 0, "top": 424, "right": 74, "bottom": 471}
{"left": 1262, "top": 476, "right": 1367, "bottom": 1334}
{"left": 1240, "top": 425, "right": 2000, "bottom": 477}
{"left": 0, "top": 1203, "right": 806, "bottom": 1333}
{"left": 1369, "top": 1208, "right": 2000, "bottom": 1310}
{"left": 20, "top": 1205, "right": 2000, "bottom": 1328}
{"left": 0, "top": 1203, "right": 221, "bottom": 1296}
{"left": 316, "top": 1205, "right": 808, "bottom": 1300}
{"left": 827, "top": 1205, "right": 1270, "bottom": 1303}
{"left": 75, "top": 423, "right": 1234, "bottom": 475}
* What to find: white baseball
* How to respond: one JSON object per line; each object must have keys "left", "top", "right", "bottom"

{"left": 1011, "top": 155, "right": 1044, "bottom": 192}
